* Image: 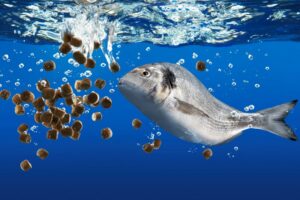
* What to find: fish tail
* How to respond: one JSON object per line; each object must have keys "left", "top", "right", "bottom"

{"left": 253, "top": 100, "right": 298, "bottom": 141}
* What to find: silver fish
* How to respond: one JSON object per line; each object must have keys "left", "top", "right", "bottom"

{"left": 119, "top": 63, "right": 298, "bottom": 145}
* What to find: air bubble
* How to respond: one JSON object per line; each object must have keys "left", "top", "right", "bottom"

{"left": 62, "top": 77, "right": 68, "bottom": 82}
{"left": 248, "top": 54, "right": 253, "bottom": 60}
{"left": 231, "top": 82, "right": 237, "bottom": 87}
{"left": 177, "top": 59, "right": 185, "bottom": 65}
{"left": 254, "top": 83, "right": 260, "bottom": 88}
{"left": 100, "top": 63, "right": 106, "bottom": 68}
{"left": 19, "top": 63, "right": 25, "bottom": 69}
{"left": 265, "top": 66, "right": 270, "bottom": 71}
{"left": 145, "top": 47, "right": 151, "bottom": 52}
{"left": 192, "top": 52, "right": 198, "bottom": 59}
{"left": 2, "top": 54, "right": 9, "bottom": 61}
{"left": 234, "top": 146, "right": 239, "bottom": 151}
{"left": 228, "top": 63, "right": 233, "bottom": 69}
{"left": 53, "top": 52, "right": 60, "bottom": 59}
{"left": 109, "top": 89, "right": 115, "bottom": 93}
{"left": 248, "top": 105, "right": 255, "bottom": 110}
{"left": 15, "top": 82, "right": 20, "bottom": 87}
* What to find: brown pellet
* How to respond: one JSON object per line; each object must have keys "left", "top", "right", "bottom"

{"left": 51, "top": 116, "right": 60, "bottom": 126}
{"left": 54, "top": 89, "right": 63, "bottom": 100}
{"left": 19, "top": 133, "right": 31, "bottom": 144}
{"left": 12, "top": 94, "right": 22, "bottom": 105}
{"left": 72, "top": 120, "right": 83, "bottom": 132}
{"left": 62, "top": 31, "right": 73, "bottom": 43}
{"left": 20, "top": 160, "right": 32, "bottom": 172}
{"left": 51, "top": 107, "right": 66, "bottom": 119}
{"left": 61, "top": 127, "right": 73, "bottom": 137}
{"left": 70, "top": 37, "right": 82, "bottom": 47}
{"left": 101, "top": 96, "right": 112, "bottom": 109}
{"left": 92, "top": 101, "right": 100, "bottom": 107}
{"left": 153, "top": 139, "right": 162, "bottom": 150}
{"left": 132, "top": 119, "right": 142, "bottom": 129}
{"left": 36, "top": 148, "right": 49, "bottom": 160}
{"left": 20, "top": 90, "right": 35, "bottom": 103}
{"left": 45, "top": 99, "right": 56, "bottom": 107}
{"left": 40, "top": 111, "right": 53, "bottom": 124}
{"left": 74, "top": 80, "right": 82, "bottom": 91}
{"left": 94, "top": 79, "right": 106, "bottom": 90}
{"left": 109, "top": 61, "right": 120, "bottom": 73}
{"left": 61, "top": 83, "right": 73, "bottom": 97}
{"left": 72, "top": 104, "right": 85, "bottom": 116}
{"left": 52, "top": 122, "right": 63, "bottom": 132}
{"left": 85, "top": 92, "right": 99, "bottom": 105}
{"left": 0, "top": 90, "right": 10, "bottom": 100}
{"left": 94, "top": 41, "right": 101, "bottom": 50}
{"left": 61, "top": 114, "right": 71, "bottom": 124}
{"left": 85, "top": 58, "right": 96, "bottom": 69}
{"left": 80, "top": 78, "right": 91, "bottom": 90}
{"left": 71, "top": 132, "right": 81, "bottom": 140}
{"left": 0, "top": 89, "right": 10, "bottom": 100}
{"left": 15, "top": 105, "right": 25, "bottom": 115}
{"left": 196, "top": 61, "right": 206, "bottom": 71}
{"left": 143, "top": 143, "right": 154, "bottom": 153}
{"left": 18, "top": 124, "right": 28, "bottom": 134}
{"left": 43, "top": 60, "right": 56, "bottom": 71}
{"left": 34, "top": 112, "right": 42, "bottom": 123}
{"left": 73, "top": 51, "right": 86, "bottom": 64}
{"left": 42, "top": 88, "right": 55, "bottom": 100}
{"left": 33, "top": 97, "right": 45, "bottom": 111}
{"left": 202, "top": 148, "right": 213, "bottom": 160}
{"left": 65, "top": 96, "right": 75, "bottom": 106}
{"left": 59, "top": 43, "right": 72, "bottom": 54}
{"left": 101, "top": 128, "right": 113, "bottom": 140}
{"left": 36, "top": 80, "right": 50, "bottom": 92}
{"left": 92, "top": 112, "right": 102, "bottom": 121}
{"left": 47, "top": 129, "right": 59, "bottom": 140}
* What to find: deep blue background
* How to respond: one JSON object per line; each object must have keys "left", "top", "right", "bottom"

{"left": 0, "top": 40, "right": 299, "bottom": 200}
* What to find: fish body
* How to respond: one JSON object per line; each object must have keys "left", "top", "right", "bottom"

{"left": 119, "top": 63, "right": 297, "bottom": 145}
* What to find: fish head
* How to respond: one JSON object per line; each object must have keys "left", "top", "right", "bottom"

{"left": 119, "top": 63, "right": 176, "bottom": 106}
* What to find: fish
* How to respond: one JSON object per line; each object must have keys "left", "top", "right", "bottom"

{"left": 118, "top": 63, "right": 298, "bottom": 145}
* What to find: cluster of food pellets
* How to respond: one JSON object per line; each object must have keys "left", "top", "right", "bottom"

{"left": 13, "top": 71, "right": 114, "bottom": 171}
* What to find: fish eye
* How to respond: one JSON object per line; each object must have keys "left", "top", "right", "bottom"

{"left": 141, "top": 70, "right": 151, "bottom": 77}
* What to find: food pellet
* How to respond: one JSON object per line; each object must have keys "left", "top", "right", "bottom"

{"left": 54, "top": 89, "right": 63, "bottom": 100}
{"left": 47, "top": 129, "right": 59, "bottom": 140}
{"left": 42, "top": 122, "right": 52, "bottom": 128}
{"left": 92, "top": 112, "right": 102, "bottom": 121}
{"left": 40, "top": 111, "right": 53, "bottom": 124}
{"left": 61, "top": 127, "right": 73, "bottom": 137}
{"left": 70, "top": 37, "right": 82, "bottom": 47}
{"left": 143, "top": 143, "right": 154, "bottom": 153}
{"left": 42, "top": 88, "right": 55, "bottom": 100}
{"left": 202, "top": 148, "right": 213, "bottom": 160}
{"left": 196, "top": 61, "right": 206, "bottom": 71}
{"left": 0, "top": 89, "right": 11, "bottom": 100}
{"left": 18, "top": 123, "right": 29, "bottom": 134}
{"left": 61, "top": 114, "right": 71, "bottom": 124}
{"left": 19, "top": 133, "right": 31, "bottom": 144}
{"left": 36, "top": 79, "right": 50, "bottom": 92}
{"left": 71, "top": 132, "right": 81, "bottom": 140}
{"left": 36, "top": 148, "right": 49, "bottom": 160}
{"left": 15, "top": 105, "right": 25, "bottom": 115}
{"left": 73, "top": 51, "right": 86, "bottom": 64}
{"left": 94, "top": 79, "right": 106, "bottom": 90}
{"left": 153, "top": 139, "right": 162, "bottom": 150}
{"left": 132, "top": 119, "right": 142, "bottom": 129}
{"left": 101, "top": 128, "right": 113, "bottom": 140}
{"left": 12, "top": 94, "right": 22, "bottom": 105}
{"left": 84, "top": 92, "right": 99, "bottom": 105}
{"left": 61, "top": 83, "right": 73, "bottom": 97}
{"left": 94, "top": 41, "right": 101, "bottom": 50}
{"left": 72, "top": 104, "right": 85, "bottom": 116}
{"left": 59, "top": 43, "right": 72, "bottom": 54}
{"left": 65, "top": 96, "right": 75, "bottom": 106}
{"left": 34, "top": 112, "right": 42, "bottom": 123}
{"left": 20, "top": 90, "right": 35, "bottom": 103}
{"left": 85, "top": 58, "right": 96, "bottom": 68}
{"left": 51, "top": 116, "right": 60, "bottom": 126}
{"left": 0, "top": 89, "right": 10, "bottom": 100}
{"left": 74, "top": 80, "right": 82, "bottom": 91}
{"left": 33, "top": 97, "right": 45, "bottom": 111}
{"left": 20, "top": 160, "right": 32, "bottom": 172}
{"left": 101, "top": 96, "right": 112, "bottom": 109}
{"left": 62, "top": 32, "right": 73, "bottom": 43}
{"left": 72, "top": 120, "right": 83, "bottom": 132}
{"left": 109, "top": 61, "right": 120, "bottom": 73}
{"left": 80, "top": 78, "right": 91, "bottom": 90}
{"left": 50, "top": 107, "right": 66, "bottom": 119}
{"left": 52, "top": 122, "right": 63, "bottom": 132}
{"left": 43, "top": 60, "right": 56, "bottom": 71}
{"left": 45, "top": 99, "right": 56, "bottom": 107}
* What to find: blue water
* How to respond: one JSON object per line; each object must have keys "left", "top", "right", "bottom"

{"left": 0, "top": 39, "right": 300, "bottom": 200}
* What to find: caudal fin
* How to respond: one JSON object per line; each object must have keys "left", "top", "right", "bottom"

{"left": 255, "top": 100, "right": 298, "bottom": 141}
